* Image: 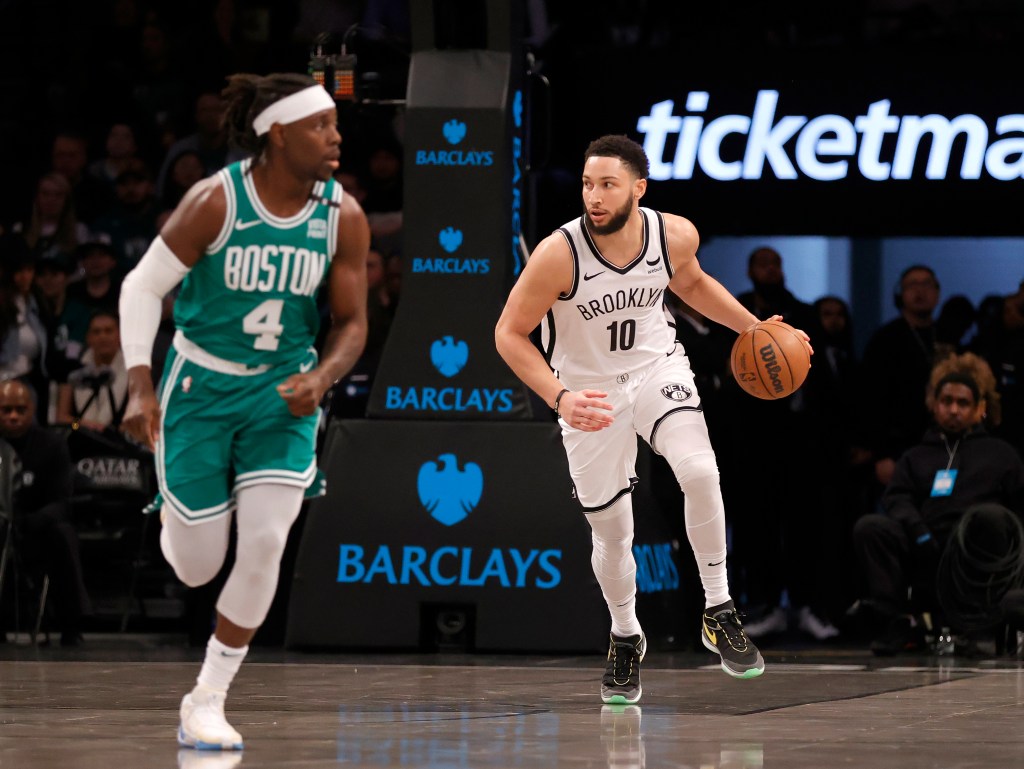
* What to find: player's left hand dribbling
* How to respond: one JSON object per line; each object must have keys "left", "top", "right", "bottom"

{"left": 276, "top": 373, "right": 325, "bottom": 416}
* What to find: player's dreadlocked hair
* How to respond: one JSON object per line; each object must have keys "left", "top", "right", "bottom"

{"left": 584, "top": 135, "right": 650, "bottom": 180}
{"left": 221, "top": 72, "right": 320, "bottom": 157}
{"left": 926, "top": 351, "right": 1001, "bottom": 427}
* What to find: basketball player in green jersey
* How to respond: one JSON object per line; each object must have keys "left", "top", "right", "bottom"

{"left": 119, "top": 73, "right": 370, "bottom": 751}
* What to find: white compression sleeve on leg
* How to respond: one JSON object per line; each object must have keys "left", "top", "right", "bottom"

{"left": 119, "top": 236, "right": 189, "bottom": 368}
{"left": 586, "top": 496, "right": 641, "bottom": 638}
{"left": 216, "top": 484, "right": 305, "bottom": 629}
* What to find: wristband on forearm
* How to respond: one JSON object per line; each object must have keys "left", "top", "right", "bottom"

{"left": 553, "top": 388, "right": 570, "bottom": 417}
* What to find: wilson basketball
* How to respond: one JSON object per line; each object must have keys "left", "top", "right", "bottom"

{"left": 731, "top": 320, "right": 810, "bottom": 400}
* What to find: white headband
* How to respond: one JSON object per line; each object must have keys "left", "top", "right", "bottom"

{"left": 253, "top": 85, "right": 335, "bottom": 136}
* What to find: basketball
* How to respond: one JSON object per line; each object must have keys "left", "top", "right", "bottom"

{"left": 731, "top": 320, "right": 811, "bottom": 400}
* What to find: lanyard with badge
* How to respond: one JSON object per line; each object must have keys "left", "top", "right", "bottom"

{"left": 931, "top": 435, "right": 959, "bottom": 497}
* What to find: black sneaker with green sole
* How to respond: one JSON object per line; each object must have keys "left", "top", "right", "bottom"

{"left": 601, "top": 633, "right": 646, "bottom": 704}
{"left": 701, "top": 600, "right": 765, "bottom": 679}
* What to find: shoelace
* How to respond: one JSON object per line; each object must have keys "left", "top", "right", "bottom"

{"left": 712, "top": 610, "right": 751, "bottom": 651}
{"left": 609, "top": 641, "right": 639, "bottom": 682}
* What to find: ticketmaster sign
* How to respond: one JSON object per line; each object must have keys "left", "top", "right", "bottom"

{"left": 637, "top": 90, "right": 1024, "bottom": 182}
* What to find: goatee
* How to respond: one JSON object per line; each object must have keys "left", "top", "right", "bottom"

{"left": 584, "top": 201, "right": 633, "bottom": 236}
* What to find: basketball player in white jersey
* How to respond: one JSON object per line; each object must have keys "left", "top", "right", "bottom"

{"left": 496, "top": 135, "right": 811, "bottom": 703}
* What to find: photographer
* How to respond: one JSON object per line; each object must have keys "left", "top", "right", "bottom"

{"left": 56, "top": 311, "right": 127, "bottom": 431}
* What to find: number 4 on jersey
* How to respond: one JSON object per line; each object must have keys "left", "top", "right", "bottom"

{"left": 243, "top": 298, "right": 284, "bottom": 351}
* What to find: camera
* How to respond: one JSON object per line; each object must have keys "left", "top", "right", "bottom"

{"left": 69, "top": 366, "right": 113, "bottom": 390}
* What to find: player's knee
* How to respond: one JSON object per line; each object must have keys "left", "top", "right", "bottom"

{"left": 238, "top": 527, "right": 290, "bottom": 567}
{"left": 670, "top": 451, "right": 720, "bottom": 490}
{"left": 160, "top": 525, "right": 225, "bottom": 587}
{"left": 592, "top": 530, "right": 634, "bottom": 562}
{"left": 172, "top": 558, "right": 225, "bottom": 588}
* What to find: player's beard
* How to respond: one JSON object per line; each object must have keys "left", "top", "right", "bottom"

{"left": 584, "top": 198, "right": 633, "bottom": 236}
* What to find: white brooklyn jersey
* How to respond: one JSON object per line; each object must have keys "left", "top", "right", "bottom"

{"left": 541, "top": 207, "right": 677, "bottom": 384}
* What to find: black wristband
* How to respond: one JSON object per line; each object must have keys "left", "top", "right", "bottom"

{"left": 553, "top": 388, "right": 570, "bottom": 416}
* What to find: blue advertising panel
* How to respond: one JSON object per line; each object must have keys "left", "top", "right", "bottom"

{"left": 287, "top": 421, "right": 692, "bottom": 651}
{"left": 367, "top": 51, "right": 532, "bottom": 419}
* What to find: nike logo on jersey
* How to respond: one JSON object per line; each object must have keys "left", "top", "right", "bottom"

{"left": 299, "top": 360, "right": 315, "bottom": 373}
{"left": 708, "top": 558, "right": 726, "bottom": 567}
{"left": 235, "top": 219, "right": 262, "bottom": 231}
{"left": 645, "top": 256, "right": 661, "bottom": 266}
{"left": 583, "top": 271, "right": 605, "bottom": 281}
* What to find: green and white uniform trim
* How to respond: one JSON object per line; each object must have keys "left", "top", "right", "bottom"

{"left": 155, "top": 159, "right": 339, "bottom": 525}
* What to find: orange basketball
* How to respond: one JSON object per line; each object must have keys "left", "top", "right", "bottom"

{"left": 731, "top": 320, "right": 810, "bottom": 400}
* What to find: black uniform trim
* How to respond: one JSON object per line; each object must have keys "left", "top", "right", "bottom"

{"left": 557, "top": 227, "right": 580, "bottom": 300}
{"left": 579, "top": 211, "right": 651, "bottom": 275}
{"left": 649, "top": 406, "right": 705, "bottom": 455}
{"left": 575, "top": 476, "right": 640, "bottom": 513}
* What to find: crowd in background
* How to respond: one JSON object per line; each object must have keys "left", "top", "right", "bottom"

{"left": 2, "top": 0, "right": 1023, "bottom": 652}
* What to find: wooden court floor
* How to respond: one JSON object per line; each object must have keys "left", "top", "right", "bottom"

{"left": 2, "top": 635, "right": 1024, "bottom": 769}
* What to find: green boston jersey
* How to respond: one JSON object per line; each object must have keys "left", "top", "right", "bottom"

{"left": 174, "top": 158, "right": 342, "bottom": 368}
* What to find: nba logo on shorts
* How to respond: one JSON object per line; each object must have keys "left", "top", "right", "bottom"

{"left": 660, "top": 383, "right": 692, "bottom": 402}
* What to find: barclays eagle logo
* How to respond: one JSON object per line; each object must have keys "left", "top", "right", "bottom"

{"left": 417, "top": 453, "right": 483, "bottom": 526}
{"left": 431, "top": 336, "right": 469, "bottom": 377}
{"left": 438, "top": 226, "right": 463, "bottom": 253}
{"left": 443, "top": 119, "right": 467, "bottom": 145}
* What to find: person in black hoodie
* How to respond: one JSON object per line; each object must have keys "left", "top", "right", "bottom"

{"left": 853, "top": 354, "right": 1024, "bottom": 655}
{"left": 0, "top": 379, "right": 89, "bottom": 645}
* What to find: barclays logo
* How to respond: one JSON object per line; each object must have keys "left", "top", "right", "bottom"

{"left": 438, "top": 227, "right": 463, "bottom": 253}
{"left": 411, "top": 257, "right": 489, "bottom": 275}
{"left": 512, "top": 90, "right": 523, "bottom": 128}
{"left": 431, "top": 336, "right": 468, "bottom": 378}
{"left": 336, "top": 455, "right": 561, "bottom": 589}
{"left": 418, "top": 453, "right": 483, "bottom": 526}
{"left": 443, "top": 119, "right": 467, "bottom": 145}
{"left": 415, "top": 120, "right": 494, "bottom": 167}
{"left": 384, "top": 386, "right": 514, "bottom": 413}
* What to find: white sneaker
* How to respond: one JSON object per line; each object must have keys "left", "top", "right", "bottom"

{"left": 742, "top": 606, "right": 787, "bottom": 638}
{"left": 177, "top": 749, "right": 243, "bottom": 768}
{"left": 797, "top": 606, "right": 840, "bottom": 640}
{"left": 178, "top": 687, "right": 244, "bottom": 751}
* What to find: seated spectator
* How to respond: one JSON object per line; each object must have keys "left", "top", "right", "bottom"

{"left": 66, "top": 241, "right": 122, "bottom": 316}
{"left": 87, "top": 122, "right": 141, "bottom": 200}
{"left": 160, "top": 150, "right": 206, "bottom": 210}
{"left": 12, "top": 173, "right": 92, "bottom": 261}
{"left": 49, "top": 130, "right": 111, "bottom": 226}
{"left": 92, "top": 159, "right": 160, "bottom": 270}
{"left": 34, "top": 252, "right": 93, "bottom": 372}
{"left": 156, "top": 91, "right": 241, "bottom": 203}
{"left": 853, "top": 353, "right": 1024, "bottom": 655}
{"left": 0, "top": 379, "right": 89, "bottom": 646}
{"left": 0, "top": 237, "right": 50, "bottom": 415}
{"left": 56, "top": 311, "right": 127, "bottom": 432}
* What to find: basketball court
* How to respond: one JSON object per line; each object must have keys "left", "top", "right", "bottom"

{"left": 3, "top": 635, "right": 1023, "bottom": 768}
